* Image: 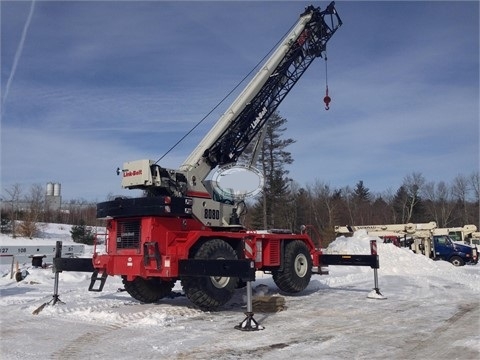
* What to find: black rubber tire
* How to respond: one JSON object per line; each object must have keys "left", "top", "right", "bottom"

{"left": 273, "top": 240, "right": 312, "bottom": 293}
{"left": 122, "top": 276, "right": 175, "bottom": 303}
{"left": 449, "top": 256, "right": 465, "bottom": 267}
{"left": 181, "top": 239, "right": 238, "bottom": 311}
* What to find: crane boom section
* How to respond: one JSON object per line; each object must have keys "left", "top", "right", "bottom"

{"left": 335, "top": 222, "right": 438, "bottom": 235}
{"left": 181, "top": 3, "right": 342, "bottom": 177}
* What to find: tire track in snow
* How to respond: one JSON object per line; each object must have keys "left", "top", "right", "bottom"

{"left": 48, "top": 303, "right": 204, "bottom": 359}
{"left": 174, "top": 333, "right": 337, "bottom": 359}
{"left": 49, "top": 323, "right": 123, "bottom": 360}
{"left": 401, "top": 301, "right": 480, "bottom": 360}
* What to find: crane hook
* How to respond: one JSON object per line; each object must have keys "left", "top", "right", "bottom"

{"left": 324, "top": 86, "right": 331, "bottom": 110}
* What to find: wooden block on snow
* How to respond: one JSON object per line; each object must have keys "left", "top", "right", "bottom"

{"left": 252, "top": 296, "right": 286, "bottom": 313}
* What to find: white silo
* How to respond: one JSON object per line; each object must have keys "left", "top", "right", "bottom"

{"left": 46, "top": 182, "right": 54, "bottom": 196}
{"left": 45, "top": 182, "right": 62, "bottom": 211}
{"left": 53, "top": 183, "right": 61, "bottom": 197}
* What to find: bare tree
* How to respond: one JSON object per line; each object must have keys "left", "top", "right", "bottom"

{"left": 452, "top": 174, "right": 470, "bottom": 224}
{"left": 283, "top": 179, "right": 298, "bottom": 231}
{"left": 4, "top": 184, "right": 22, "bottom": 237}
{"left": 308, "top": 181, "right": 340, "bottom": 232}
{"left": 18, "top": 184, "right": 45, "bottom": 238}
{"left": 469, "top": 171, "right": 480, "bottom": 227}
{"left": 381, "top": 187, "right": 397, "bottom": 223}
{"left": 423, "top": 182, "right": 439, "bottom": 224}
{"left": 342, "top": 186, "right": 355, "bottom": 225}
{"left": 470, "top": 172, "right": 479, "bottom": 203}
{"left": 435, "top": 181, "right": 455, "bottom": 227}
{"left": 401, "top": 172, "right": 425, "bottom": 223}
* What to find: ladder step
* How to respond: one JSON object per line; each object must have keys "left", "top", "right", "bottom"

{"left": 88, "top": 270, "right": 108, "bottom": 292}
{"left": 143, "top": 242, "right": 161, "bottom": 270}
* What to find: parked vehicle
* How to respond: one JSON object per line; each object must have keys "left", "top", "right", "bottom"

{"left": 431, "top": 235, "right": 478, "bottom": 266}
{"left": 335, "top": 222, "right": 478, "bottom": 266}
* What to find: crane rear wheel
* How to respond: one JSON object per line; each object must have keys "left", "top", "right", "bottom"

{"left": 122, "top": 276, "right": 175, "bottom": 303}
{"left": 273, "top": 240, "right": 312, "bottom": 293}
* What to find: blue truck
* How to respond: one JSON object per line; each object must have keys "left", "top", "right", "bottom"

{"left": 432, "top": 235, "right": 478, "bottom": 266}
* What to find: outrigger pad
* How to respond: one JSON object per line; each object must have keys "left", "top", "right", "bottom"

{"left": 367, "top": 288, "right": 387, "bottom": 300}
{"left": 235, "top": 312, "right": 265, "bottom": 331}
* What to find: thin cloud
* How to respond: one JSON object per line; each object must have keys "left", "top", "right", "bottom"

{"left": 2, "top": 0, "right": 35, "bottom": 116}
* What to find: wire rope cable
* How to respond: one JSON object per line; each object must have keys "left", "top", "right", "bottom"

{"left": 155, "top": 21, "right": 297, "bottom": 164}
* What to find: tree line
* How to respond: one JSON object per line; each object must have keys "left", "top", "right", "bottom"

{"left": 242, "top": 113, "right": 479, "bottom": 245}
{"left": 1, "top": 183, "right": 98, "bottom": 238}
{"left": 2, "top": 113, "right": 479, "bottom": 245}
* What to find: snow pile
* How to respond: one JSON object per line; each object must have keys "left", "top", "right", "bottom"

{"left": 325, "top": 229, "right": 380, "bottom": 254}
{"left": 0, "top": 223, "right": 104, "bottom": 245}
{"left": 325, "top": 229, "right": 480, "bottom": 292}
{"left": 0, "top": 223, "right": 73, "bottom": 246}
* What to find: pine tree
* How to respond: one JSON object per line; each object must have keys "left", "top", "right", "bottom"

{"left": 244, "top": 112, "right": 295, "bottom": 229}
{"left": 352, "top": 180, "right": 372, "bottom": 224}
{"left": 353, "top": 180, "right": 371, "bottom": 202}
{"left": 70, "top": 219, "right": 95, "bottom": 245}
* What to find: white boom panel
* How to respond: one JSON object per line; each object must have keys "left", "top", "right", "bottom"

{"left": 335, "top": 222, "right": 438, "bottom": 235}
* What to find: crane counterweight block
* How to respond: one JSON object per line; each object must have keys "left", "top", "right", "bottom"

{"left": 96, "top": 196, "right": 193, "bottom": 218}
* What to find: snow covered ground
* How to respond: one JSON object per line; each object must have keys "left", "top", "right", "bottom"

{"left": 1, "top": 224, "right": 479, "bottom": 359}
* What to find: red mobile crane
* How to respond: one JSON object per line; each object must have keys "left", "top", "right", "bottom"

{"left": 56, "top": 2, "right": 379, "bottom": 311}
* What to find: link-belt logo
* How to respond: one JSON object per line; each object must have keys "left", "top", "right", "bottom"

{"left": 250, "top": 106, "right": 268, "bottom": 130}
{"left": 123, "top": 170, "right": 142, "bottom": 177}
{"left": 120, "top": 232, "right": 135, "bottom": 237}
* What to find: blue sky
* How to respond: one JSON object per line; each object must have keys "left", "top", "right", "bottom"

{"left": 1, "top": 0, "right": 479, "bottom": 202}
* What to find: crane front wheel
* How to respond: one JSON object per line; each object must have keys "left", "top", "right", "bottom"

{"left": 181, "top": 239, "right": 238, "bottom": 311}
